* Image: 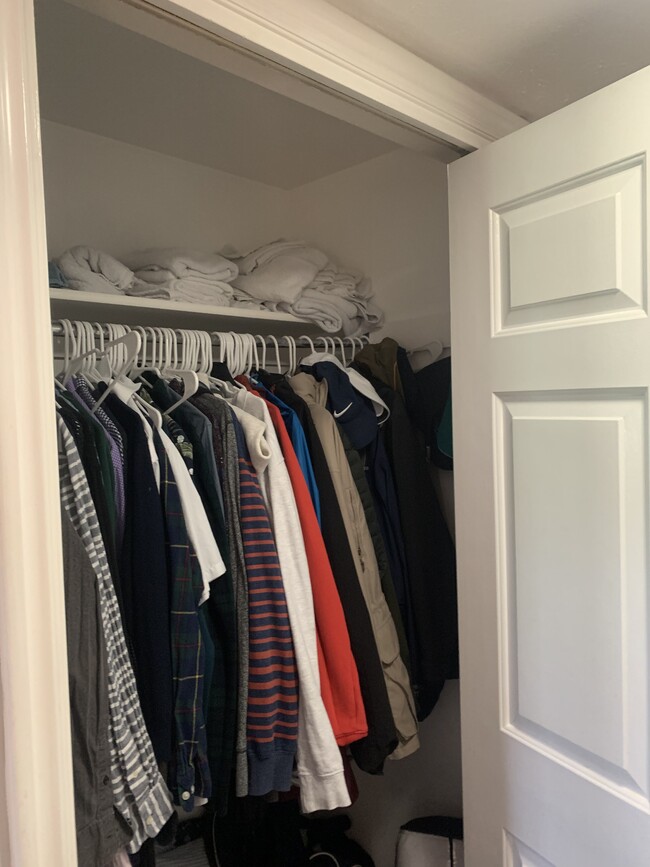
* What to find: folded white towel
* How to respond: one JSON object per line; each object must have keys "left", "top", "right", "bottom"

{"left": 230, "top": 286, "right": 265, "bottom": 310}
{"left": 126, "top": 277, "right": 233, "bottom": 307}
{"left": 56, "top": 246, "right": 136, "bottom": 295}
{"left": 124, "top": 248, "right": 239, "bottom": 283}
{"left": 236, "top": 240, "right": 327, "bottom": 275}
{"left": 308, "top": 268, "right": 372, "bottom": 300}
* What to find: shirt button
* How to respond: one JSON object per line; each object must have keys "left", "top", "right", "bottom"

{"left": 147, "top": 817, "right": 155, "bottom": 826}
{"left": 190, "top": 785, "right": 195, "bottom": 794}
{"left": 103, "top": 776, "right": 110, "bottom": 786}
{"left": 181, "top": 791, "right": 191, "bottom": 801}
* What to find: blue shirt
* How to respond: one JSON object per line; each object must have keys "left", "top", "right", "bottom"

{"left": 250, "top": 377, "right": 321, "bottom": 524}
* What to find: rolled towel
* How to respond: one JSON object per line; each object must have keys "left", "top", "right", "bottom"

{"left": 232, "top": 248, "right": 329, "bottom": 304}
{"left": 56, "top": 246, "right": 135, "bottom": 295}
{"left": 124, "top": 248, "right": 239, "bottom": 283}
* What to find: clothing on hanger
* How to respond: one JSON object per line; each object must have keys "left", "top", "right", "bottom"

{"left": 58, "top": 417, "right": 174, "bottom": 855}
{"left": 237, "top": 376, "right": 367, "bottom": 749}
{"left": 56, "top": 324, "right": 460, "bottom": 867}
{"left": 288, "top": 373, "right": 419, "bottom": 760}
{"left": 268, "top": 374, "right": 398, "bottom": 774}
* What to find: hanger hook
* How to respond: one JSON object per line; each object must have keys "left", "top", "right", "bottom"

{"left": 335, "top": 336, "right": 347, "bottom": 366}
{"left": 267, "top": 335, "right": 282, "bottom": 374}
{"left": 255, "top": 335, "right": 267, "bottom": 371}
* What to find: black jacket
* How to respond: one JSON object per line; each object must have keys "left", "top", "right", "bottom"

{"left": 354, "top": 367, "right": 459, "bottom": 720}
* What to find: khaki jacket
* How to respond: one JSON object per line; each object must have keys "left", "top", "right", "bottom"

{"left": 290, "top": 373, "right": 419, "bottom": 759}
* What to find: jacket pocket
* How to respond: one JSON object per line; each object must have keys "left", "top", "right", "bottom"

{"left": 373, "top": 605, "right": 418, "bottom": 746}
{"left": 347, "top": 486, "right": 368, "bottom": 575}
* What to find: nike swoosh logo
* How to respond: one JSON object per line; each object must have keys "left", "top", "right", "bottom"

{"left": 333, "top": 402, "right": 353, "bottom": 418}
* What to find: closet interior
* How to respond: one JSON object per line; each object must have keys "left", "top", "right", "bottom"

{"left": 36, "top": 0, "right": 461, "bottom": 864}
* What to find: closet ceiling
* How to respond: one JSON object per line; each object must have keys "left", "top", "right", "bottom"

{"left": 324, "top": 0, "right": 650, "bottom": 121}
{"left": 35, "top": 0, "right": 397, "bottom": 190}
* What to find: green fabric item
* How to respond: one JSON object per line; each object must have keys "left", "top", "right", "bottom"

{"left": 354, "top": 337, "right": 404, "bottom": 397}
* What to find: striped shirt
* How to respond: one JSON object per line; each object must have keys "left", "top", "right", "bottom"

{"left": 232, "top": 418, "right": 299, "bottom": 795}
{"left": 57, "top": 416, "right": 173, "bottom": 853}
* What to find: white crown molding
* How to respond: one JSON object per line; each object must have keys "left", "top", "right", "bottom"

{"left": 0, "top": 1, "right": 77, "bottom": 864}
{"left": 143, "top": 0, "right": 528, "bottom": 151}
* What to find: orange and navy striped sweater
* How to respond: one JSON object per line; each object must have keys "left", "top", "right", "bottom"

{"left": 232, "top": 419, "right": 299, "bottom": 795}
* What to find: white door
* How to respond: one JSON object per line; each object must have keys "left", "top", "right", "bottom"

{"left": 450, "top": 66, "right": 650, "bottom": 866}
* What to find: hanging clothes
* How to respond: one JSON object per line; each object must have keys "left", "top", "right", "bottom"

{"left": 189, "top": 391, "right": 251, "bottom": 798}
{"left": 231, "top": 416, "right": 299, "bottom": 797}
{"left": 142, "top": 374, "right": 238, "bottom": 815}
{"left": 100, "top": 389, "right": 174, "bottom": 763}
{"left": 60, "top": 505, "right": 129, "bottom": 866}
{"left": 267, "top": 374, "right": 398, "bottom": 774}
{"left": 288, "top": 373, "right": 419, "bottom": 760}
{"left": 58, "top": 417, "right": 174, "bottom": 854}
{"left": 56, "top": 324, "right": 463, "bottom": 867}
{"left": 239, "top": 375, "right": 368, "bottom": 749}
{"left": 353, "top": 366, "right": 459, "bottom": 719}
{"left": 228, "top": 385, "right": 351, "bottom": 812}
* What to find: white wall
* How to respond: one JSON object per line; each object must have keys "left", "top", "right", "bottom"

{"left": 288, "top": 147, "right": 451, "bottom": 349}
{"left": 41, "top": 121, "right": 291, "bottom": 260}
{"left": 350, "top": 683, "right": 462, "bottom": 867}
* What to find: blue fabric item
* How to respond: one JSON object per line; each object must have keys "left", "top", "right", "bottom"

{"left": 303, "top": 361, "right": 378, "bottom": 450}
{"left": 48, "top": 260, "right": 69, "bottom": 288}
{"left": 251, "top": 377, "right": 321, "bottom": 524}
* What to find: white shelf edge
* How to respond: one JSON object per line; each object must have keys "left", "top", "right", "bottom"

{"left": 49, "top": 287, "right": 335, "bottom": 335}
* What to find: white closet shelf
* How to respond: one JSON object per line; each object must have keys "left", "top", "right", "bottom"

{"left": 49, "top": 288, "right": 330, "bottom": 337}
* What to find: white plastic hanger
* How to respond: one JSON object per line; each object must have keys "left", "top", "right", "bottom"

{"left": 408, "top": 339, "right": 445, "bottom": 372}
{"left": 64, "top": 328, "right": 141, "bottom": 413}
{"left": 295, "top": 334, "right": 314, "bottom": 371}
{"left": 242, "top": 333, "right": 258, "bottom": 376}
{"left": 203, "top": 332, "right": 243, "bottom": 394}
{"left": 267, "top": 335, "right": 282, "bottom": 374}
{"left": 254, "top": 334, "right": 267, "bottom": 371}
{"left": 160, "top": 328, "right": 199, "bottom": 414}
{"left": 344, "top": 337, "right": 356, "bottom": 364}
{"left": 335, "top": 336, "right": 347, "bottom": 367}
{"left": 281, "top": 336, "right": 296, "bottom": 376}
{"left": 54, "top": 319, "right": 74, "bottom": 391}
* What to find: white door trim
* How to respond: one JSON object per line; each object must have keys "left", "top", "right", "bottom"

{"left": 0, "top": 0, "right": 77, "bottom": 864}
{"left": 135, "top": 0, "right": 527, "bottom": 151}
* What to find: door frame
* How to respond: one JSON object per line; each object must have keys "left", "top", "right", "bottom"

{"left": 1, "top": 1, "right": 524, "bottom": 863}
{"left": 0, "top": 0, "right": 77, "bottom": 863}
